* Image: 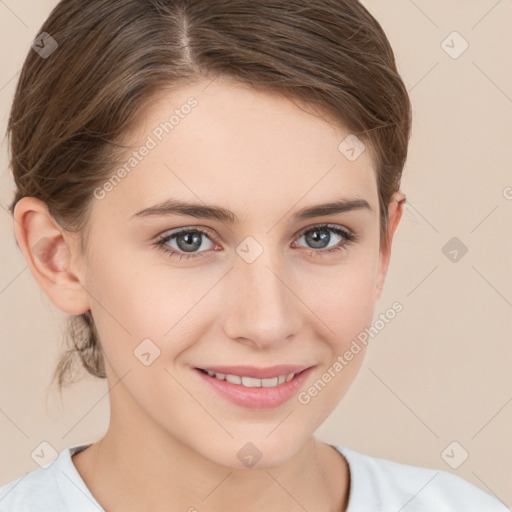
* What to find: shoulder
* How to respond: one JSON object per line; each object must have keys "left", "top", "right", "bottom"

{"left": 0, "top": 457, "right": 64, "bottom": 512}
{"left": 334, "top": 445, "right": 509, "bottom": 512}
{"left": 0, "top": 444, "right": 100, "bottom": 512}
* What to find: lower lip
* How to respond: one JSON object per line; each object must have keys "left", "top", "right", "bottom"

{"left": 194, "top": 367, "right": 315, "bottom": 409}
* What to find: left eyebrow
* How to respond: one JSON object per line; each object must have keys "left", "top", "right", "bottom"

{"left": 130, "top": 197, "right": 372, "bottom": 223}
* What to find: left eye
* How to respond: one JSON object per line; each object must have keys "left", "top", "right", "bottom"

{"left": 294, "top": 225, "right": 354, "bottom": 251}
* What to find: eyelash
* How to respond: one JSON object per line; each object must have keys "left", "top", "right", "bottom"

{"left": 154, "top": 224, "right": 358, "bottom": 261}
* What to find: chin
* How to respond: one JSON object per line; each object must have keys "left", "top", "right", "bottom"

{"left": 196, "top": 433, "right": 307, "bottom": 470}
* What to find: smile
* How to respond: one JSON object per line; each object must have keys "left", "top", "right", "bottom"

{"left": 194, "top": 364, "right": 315, "bottom": 409}
{"left": 199, "top": 369, "right": 295, "bottom": 388}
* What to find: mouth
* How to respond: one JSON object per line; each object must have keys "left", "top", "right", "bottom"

{"left": 193, "top": 364, "right": 314, "bottom": 409}
{"left": 197, "top": 368, "right": 299, "bottom": 387}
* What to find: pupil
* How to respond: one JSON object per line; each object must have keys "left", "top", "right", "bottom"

{"left": 177, "top": 232, "right": 202, "bottom": 252}
{"left": 307, "top": 228, "right": 330, "bottom": 249}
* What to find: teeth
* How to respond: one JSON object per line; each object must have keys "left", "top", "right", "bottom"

{"left": 262, "top": 377, "right": 278, "bottom": 387}
{"left": 225, "top": 374, "right": 241, "bottom": 384}
{"left": 204, "top": 370, "right": 296, "bottom": 387}
{"left": 242, "top": 376, "right": 262, "bottom": 387}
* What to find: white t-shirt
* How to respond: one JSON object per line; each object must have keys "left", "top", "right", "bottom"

{"left": 0, "top": 443, "right": 508, "bottom": 511}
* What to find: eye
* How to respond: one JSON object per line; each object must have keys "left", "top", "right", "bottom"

{"left": 154, "top": 223, "right": 358, "bottom": 262}
{"left": 154, "top": 227, "right": 217, "bottom": 261}
{"left": 292, "top": 224, "right": 357, "bottom": 257}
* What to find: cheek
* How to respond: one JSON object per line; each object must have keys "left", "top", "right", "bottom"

{"left": 84, "top": 249, "right": 210, "bottom": 372}
{"left": 304, "top": 250, "right": 380, "bottom": 343}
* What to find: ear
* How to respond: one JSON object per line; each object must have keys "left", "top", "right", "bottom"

{"left": 12, "top": 197, "right": 90, "bottom": 315}
{"left": 375, "top": 191, "right": 406, "bottom": 299}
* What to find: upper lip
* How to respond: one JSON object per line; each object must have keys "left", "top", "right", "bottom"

{"left": 196, "top": 365, "right": 313, "bottom": 379}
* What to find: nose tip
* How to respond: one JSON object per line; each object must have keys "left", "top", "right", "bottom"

{"left": 222, "top": 257, "right": 302, "bottom": 349}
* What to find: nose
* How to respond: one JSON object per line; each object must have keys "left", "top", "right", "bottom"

{"left": 222, "top": 248, "right": 304, "bottom": 350}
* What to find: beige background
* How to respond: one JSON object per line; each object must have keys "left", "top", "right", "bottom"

{"left": 1, "top": 0, "right": 511, "bottom": 507}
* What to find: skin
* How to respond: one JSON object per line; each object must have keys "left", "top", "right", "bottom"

{"left": 14, "top": 76, "right": 404, "bottom": 512}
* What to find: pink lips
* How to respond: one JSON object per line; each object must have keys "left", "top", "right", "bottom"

{"left": 194, "top": 364, "right": 315, "bottom": 409}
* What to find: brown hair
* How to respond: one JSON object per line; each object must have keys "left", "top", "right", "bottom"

{"left": 7, "top": 0, "right": 412, "bottom": 391}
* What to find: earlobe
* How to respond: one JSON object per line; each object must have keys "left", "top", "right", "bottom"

{"left": 375, "top": 191, "right": 406, "bottom": 296}
{"left": 13, "top": 197, "right": 90, "bottom": 315}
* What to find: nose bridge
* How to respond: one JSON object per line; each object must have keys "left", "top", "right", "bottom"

{"left": 224, "top": 244, "right": 302, "bottom": 346}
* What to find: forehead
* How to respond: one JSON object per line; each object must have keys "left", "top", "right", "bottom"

{"left": 95, "top": 76, "right": 378, "bottom": 223}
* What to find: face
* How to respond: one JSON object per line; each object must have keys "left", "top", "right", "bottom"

{"left": 58, "top": 77, "right": 399, "bottom": 468}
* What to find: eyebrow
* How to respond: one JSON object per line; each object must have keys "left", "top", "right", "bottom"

{"left": 130, "top": 197, "right": 372, "bottom": 223}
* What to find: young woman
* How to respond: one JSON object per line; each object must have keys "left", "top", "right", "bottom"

{"left": 0, "top": 1, "right": 507, "bottom": 511}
